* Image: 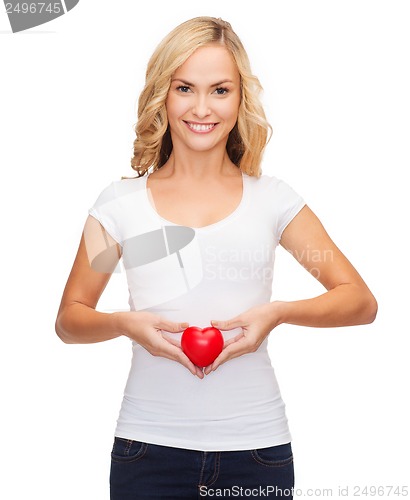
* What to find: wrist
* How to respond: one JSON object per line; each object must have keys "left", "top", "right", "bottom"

{"left": 269, "top": 300, "right": 289, "bottom": 327}
{"left": 111, "top": 311, "right": 131, "bottom": 338}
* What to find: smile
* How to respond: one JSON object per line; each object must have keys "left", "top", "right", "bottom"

{"left": 184, "top": 121, "right": 218, "bottom": 133}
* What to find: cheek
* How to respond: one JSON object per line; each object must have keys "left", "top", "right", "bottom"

{"left": 166, "top": 95, "right": 188, "bottom": 121}
{"left": 219, "top": 99, "right": 240, "bottom": 123}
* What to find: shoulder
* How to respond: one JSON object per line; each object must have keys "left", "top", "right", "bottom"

{"left": 91, "top": 175, "right": 147, "bottom": 206}
{"left": 244, "top": 172, "right": 299, "bottom": 196}
{"left": 244, "top": 172, "right": 305, "bottom": 227}
{"left": 112, "top": 175, "right": 147, "bottom": 197}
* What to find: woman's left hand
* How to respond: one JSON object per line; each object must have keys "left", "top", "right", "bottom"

{"left": 203, "top": 302, "right": 283, "bottom": 375}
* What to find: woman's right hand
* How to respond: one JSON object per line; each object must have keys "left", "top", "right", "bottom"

{"left": 114, "top": 311, "right": 204, "bottom": 379}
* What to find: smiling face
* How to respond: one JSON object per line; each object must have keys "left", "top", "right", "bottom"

{"left": 165, "top": 45, "right": 241, "bottom": 156}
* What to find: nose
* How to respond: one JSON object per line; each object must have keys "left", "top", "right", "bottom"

{"left": 192, "top": 94, "right": 211, "bottom": 119}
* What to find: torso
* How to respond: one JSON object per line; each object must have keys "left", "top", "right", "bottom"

{"left": 146, "top": 169, "right": 244, "bottom": 228}
{"left": 111, "top": 172, "right": 296, "bottom": 451}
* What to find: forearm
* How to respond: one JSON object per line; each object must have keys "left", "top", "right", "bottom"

{"left": 55, "top": 302, "right": 124, "bottom": 344}
{"left": 276, "top": 283, "right": 378, "bottom": 328}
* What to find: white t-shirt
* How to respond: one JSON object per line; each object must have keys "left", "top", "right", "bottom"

{"left": 88, "top": 171, "right": 306, "bottom": 451}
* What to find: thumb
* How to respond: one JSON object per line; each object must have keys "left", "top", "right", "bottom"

{"left": 158, "top": 319, "right": 189, "bottom": 333}
{"left": 211, "top": 317, "right": 242, "bottom": 331}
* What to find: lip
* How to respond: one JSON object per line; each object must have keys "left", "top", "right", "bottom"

{"left": 183, "top": 121, "right": 218, "bottom": 134}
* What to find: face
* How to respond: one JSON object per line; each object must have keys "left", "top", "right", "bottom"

{"left": 166, "top": 45, "right": 241, "bottom": 155}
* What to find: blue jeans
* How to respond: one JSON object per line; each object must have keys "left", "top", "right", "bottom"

{"left": 110, "top": 437, "right": 294, "bottom": 499}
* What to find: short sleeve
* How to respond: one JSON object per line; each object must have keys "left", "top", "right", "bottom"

{"left": 273, "top": 178, "right": 306, "bottom": 243}
{"left": 88, "top": 182, "right": 123, "bottom": 246}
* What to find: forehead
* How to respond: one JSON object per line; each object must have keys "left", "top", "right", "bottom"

{"left": 173, "top": 45, "right": 240, "bottom": 82}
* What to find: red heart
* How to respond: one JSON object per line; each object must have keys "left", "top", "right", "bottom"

{"left": 181, "top": 326, "right": 224, "bottom": 368}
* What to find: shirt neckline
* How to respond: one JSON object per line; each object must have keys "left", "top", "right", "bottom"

{"left": 144, "top": 171, "right": 248, "bottom": 232}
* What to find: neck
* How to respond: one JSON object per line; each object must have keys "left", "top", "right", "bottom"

{"left": 162, "top": 144, "right": 238, "bottom": 181}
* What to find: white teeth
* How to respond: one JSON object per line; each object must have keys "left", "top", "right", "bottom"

{"left": 187, "top": 122, "right": 215, "bottom": 131}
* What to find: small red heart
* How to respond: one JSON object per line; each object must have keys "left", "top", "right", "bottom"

{"left": 181, "top": 326, "right": 224, "bottom": 368}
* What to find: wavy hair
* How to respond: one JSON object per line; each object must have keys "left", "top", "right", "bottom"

{"left": 130, "top": 17, "right": 272, "bottom": 178}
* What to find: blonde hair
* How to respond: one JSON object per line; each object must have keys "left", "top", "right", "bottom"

{"left": 130, "top": 16, "right": 271, "bottom": 178}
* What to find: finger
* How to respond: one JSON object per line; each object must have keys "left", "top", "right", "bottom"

{"left": 162, "top": 335, "right": 181, "bottom": 348}
{"left": 203, "top": 363, "right": 214, "bottom": 376}
{"left": 179, "top": 353, "right": 204, "bottom": 379}
{"left": 222, "top": 332, "right": 245, "bottom": 347}
{"left": 208, "top": 338, "right": 249, "bottom": 373}
{"left": 211, "top": 318, "right": 243, "bottom": 331}
{"left": 160, "top": 340, "right": 204, "bottom": 379}
{"left": 157, "top": 319, "right": 189, "bottom": 333}
{"left": 176, "top": 351, "right": 204, "bottom": 378}
{"left": 161, "top": 336, "right": 204, "bottom": 378}
{"left": 203, "top": 334, "right": 245, "bottom": 375}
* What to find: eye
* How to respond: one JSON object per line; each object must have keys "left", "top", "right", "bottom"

{"left": 214, "top": 87, "right": 229, "bottom": 95}
{"left": 176, "top": 85, "right": 191, "bottom": 93}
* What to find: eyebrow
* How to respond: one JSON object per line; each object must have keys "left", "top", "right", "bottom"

{"left": 172, "top": 79, "right": 233, "bottom": 87}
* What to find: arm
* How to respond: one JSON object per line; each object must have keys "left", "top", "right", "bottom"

{"left": 205, "top": 205, "right": 377, "bottom": 373}
{"left": 55, "top": 216, "right": 204, "bottom": 377}
{"left": 276, "top": 205, "right": 378, "bottom": 327}
{"left": 55, "top": 215, "right": 125, "bottom": 344}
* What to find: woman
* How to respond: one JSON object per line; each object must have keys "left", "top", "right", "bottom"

{"left": 55, "top": 17, "right": 377, "bottom": 499}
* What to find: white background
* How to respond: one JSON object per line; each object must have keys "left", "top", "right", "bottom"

{"left": 1, "top": 1, "right": 409, "bottom": 498}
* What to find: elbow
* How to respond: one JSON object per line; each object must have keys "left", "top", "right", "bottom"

{"left": 361, "top": 292, "right": 378, "bottom": 325}
{"left": 55, "top": 313, "right": 74, "bottom": 344}
{"left": 55, "top": 318, "right": 68, "bottom": 343}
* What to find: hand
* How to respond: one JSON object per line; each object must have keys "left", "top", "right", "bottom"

{"left": 115, "top": 311, "right": 204, "bottom": 378}
{"left": 203, "top": 302, "right": 283, "bottom": 375}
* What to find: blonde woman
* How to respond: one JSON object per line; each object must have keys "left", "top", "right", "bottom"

{"left": 55, "top": 17, "right": 377, "bottom": 499}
